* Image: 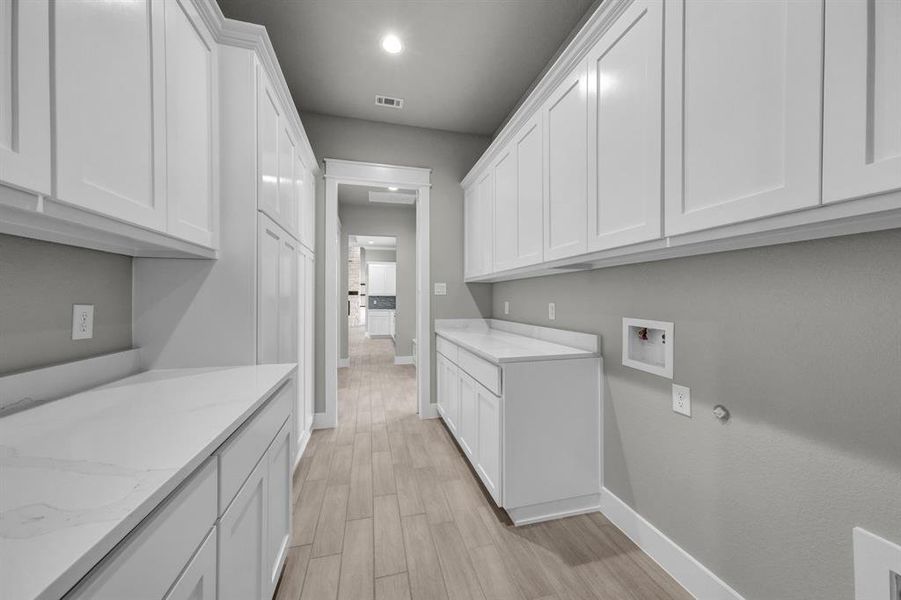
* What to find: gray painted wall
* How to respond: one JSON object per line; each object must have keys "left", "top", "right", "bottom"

{"left": 339, "top": 202, "right": 414, "bottom": 358}
{"left": 303, "top": 112, "right": 492, "bottom": 413}
{"left": 492, "top": 229, "right": 901, "bottom": 600}
{"left": 0, "top": 234, "right": 133, "bottom": 374}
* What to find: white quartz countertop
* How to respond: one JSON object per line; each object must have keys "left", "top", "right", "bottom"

{"left": 435, "top": 323, "right": 598, "bottom": 364}
{"left": 0, "top": 363, "right": 296, "bottom": 600}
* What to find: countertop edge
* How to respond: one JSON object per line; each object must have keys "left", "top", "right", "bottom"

{"left": 35, "top": 365, "right": 296, "bottom": 600}
{"left": 434, "top": 330, "right": 598, "bottom": 364}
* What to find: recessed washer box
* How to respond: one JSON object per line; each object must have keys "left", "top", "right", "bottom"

{"left": 622, "top": 318, "right": 673, "bottom": 379}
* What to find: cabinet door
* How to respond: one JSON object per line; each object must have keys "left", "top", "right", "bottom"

{"left": 438, "top": 355, "right": 458, "bottom": 433}
{"left": 475, "top": 383, "right": 502, "bottom": 504}
{"left": 278, "top": 122, "right": 298, "bottom": 236}
{"left": 278, "top": 236, "right": 299, "bottom": 364}
{"left": 385, "top": 263, "right": 397, "bottom": 295}
{"left": 296, "top": 253, "right": 308, "bottom": 444}
{"left": 543, "top": 63, "right": 588, "bottom": 261}
{"left": 515, "top": 115, "right": 543, "bottom": 266}
{"left": 258, "top": 214, "right": 281, "bottom": 364}
{"left": 164, "top": 0, "right": 217, "bottom": 248}
{"left": 457, "top": 372, "right": 478, "bottom": 460}
{"left": 55, "top": 0, "right": 166, "bottom": 230}
{"left": 218, "top": 458, "right": 268, "bottom": 600}
{"left": 436, "top": 352, "right": 448, "bottom": 417}
{"left": 823, "top": 0, "right": 901, "bottom": 203}
{"left": 492, "top": 142, "right": 518, "bottom": 272}
{"left": 464, "top": 184, "right": 478, "bottom": 279}
{"left": 266, "top": 422, "right": 292, "bottom": 597}
{"left": 0, "top": 0, "right": 50, "bottom": 195}
{"left": 257, "top": 65, "right": 281, "bottom": 223}
{"left": 664, "top": 0, "right": 822, "bottom": 236}
{"left": 587, "top": 0, "right": 663, "bottom": 252}
{"left": 303, "top": 253, "right": 315, "bottom": 431}
{"left": 164, "top": 528, "right": 217, "bottom": 600}
{"left": 471, "top": 170, "right": 494, "bottom": 276}
{"left": 301, "top": 164, "right": 316, "bottom": 251}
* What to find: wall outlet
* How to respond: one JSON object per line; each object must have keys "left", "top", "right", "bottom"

{"left": 72, "top": 304, "right": 94, "bottom": 340}
{"left": 548, "top": 302, "right": 556, "bottom": 320}
{"left": 672, "top": 384, "right": 691, "bottom": 417}
{"left": 433, "top": 282, "right": 447, "bottom": 296}
{"left": 504, "top": 301, "right": 509, "bottom": 315}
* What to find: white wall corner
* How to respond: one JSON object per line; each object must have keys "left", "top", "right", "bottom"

{"left": 313, "top": 411, "right": 336, "bottom": 429}
{"left": 337, "top": 358, "right": 350, "bottom": 368}
{"left": 393, "top": 355, "right": 414, "bottom": 365}
{"left": 600, "top": 488, "right": 745, "bottom": 600}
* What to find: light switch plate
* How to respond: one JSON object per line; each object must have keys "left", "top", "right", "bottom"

{"left": 433, "top": 282, "right": 447, "bottom": 296}
{"left": 72, "top": 304, "right": 94, "bottom": 340}
{"left": 672, "top": 384, "right": 691, "bottom": 417}
{"left": 854, "top": 527, "right": 901, "bottom": 600}
{"left": 504, "top": 301, "right": 509, "bottom": 315}
{"left": 548, "top": 302, "right": 556, "bottom": 320}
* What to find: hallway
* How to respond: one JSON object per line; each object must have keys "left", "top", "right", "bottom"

{"left": 276, "top": 327, "right": 691, "bottom": 600}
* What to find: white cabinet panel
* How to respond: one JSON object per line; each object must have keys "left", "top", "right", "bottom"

{"left": 278, "top": 124, "right": 298, "bottom": 236}
{"left": 492, "top": 143, "right": 518, "bottom": 272}
{"left": 515, "top": 116, "right": 543, "bottom": 266}
{"left": 466, "top": 170, "right": 494, "bottom": 278}
{"left": 265, "top": 422, "right": 292, "bottom": 597}
{"left": 475, "top": 382, "right": 501, "bottom": 504}
{"left": 279, "top": 235, "right": 299, "bottom": 364}
{"left": 164, "top": 0, "right": 217, "bottom": 248}
{"left": 258, "top": 214, "right": 281, "bottom": 364}
{"left": 664, "top": 0, "right": 823, "bottom": 235}
{"left": 457, "top": 371, "right": 478, "bottom": 460}
{"left": 437, "top": 353, "right": 459, "bottom": 433}
{"left": 297, "top": 157, "right": 316, "bottom": 251}
{"left": 55, "top": 0, "right": 166, "bottom": 231}
{"left": 218, "top": 457, "right": 268, "bottom": 600}
{"left": 257, "top": 66, "right": 281, "bottom": 224}
{"left": 303, "top": 252, "right": 315, "bottom": 434}
{"left": 368, "top": 262, "right": 396, "bottom": 295}
{"left": 164, "top": 528, "right": 217, "bottom": 600}
{"left": 587, "top": 0, "right": 663, "bottom": 251}
{"left": 543, "top": 63, "right": 588, "bottom": 261}
{"left": 823, "top": 0, "right": 901, "bottom": 203}
{"left": 0, "top": 0, "right": 50, "bottom": 195}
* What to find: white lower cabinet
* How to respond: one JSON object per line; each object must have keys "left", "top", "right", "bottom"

{"left": 218, "top": 454, "right": 268, "bottom": 600}
{"left": 265, "top": 422, "right": 293, "bottom": 597}
{"left": 164, "top": 528, "right": 218, "bottom": 600}
{"left": 368, "top": 309, "right": 393, "bottom": 337}
{"left": 474, "top": 379, "right": 501, "bottom": 504}
{"left": 457, "top": 372, "right": 478, "bottom": 460}
{"left": 436, "top": 352, "right": 459, "bottom": 434}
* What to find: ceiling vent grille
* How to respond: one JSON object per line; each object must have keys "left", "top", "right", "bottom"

{"left": 375, "top": 95, "right": 404, "bottom": 109}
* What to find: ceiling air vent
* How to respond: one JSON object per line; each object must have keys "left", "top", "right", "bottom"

{"left": 375, "top": 95, "right": 404, "bottom": 109}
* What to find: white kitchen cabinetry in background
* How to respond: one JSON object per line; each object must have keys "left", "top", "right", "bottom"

{"left": 367, "top": 309, "right": 394, "bottom": 338}
{"left": 0, "top": 0, "right": 50, "bottom": 195}
{"left": 586, "top": 0, "right": 662, "bottom": 252}
{"left": 823, "top": 0, "right": 901, "bottom": 204}
{"left": 368, "top": 261, "right": 397, "bottom": 295}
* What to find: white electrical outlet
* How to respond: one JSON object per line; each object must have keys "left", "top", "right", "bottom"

{"left": 548, "top": 302, "right": 556, "bottom": 320}
{"left": 433, "top": 282, "right": 447, "bottom": 296}
{"left": 72, "top": 304, "right": 94, "bottom": 340}
{"left": 504, "top": 301, "right": 509, "bottom": 315}
{"left": 672, "top": 384, "right": 691, "bottom": 417}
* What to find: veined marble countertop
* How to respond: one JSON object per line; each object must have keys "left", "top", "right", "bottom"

{"left": 435, "top": 319, "right": 599, "bottom": 364}
{"left": 0, "top": 364, "right": 295, "bottom": 600}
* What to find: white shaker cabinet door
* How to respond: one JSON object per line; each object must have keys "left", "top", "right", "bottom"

{"left": 265, "top": 422, "right": 292, "bottom": 597}
{"left": 475, "top": 170, "right": 494, "bottom": 275}
{"left": 163, "top": 529, "right": 217, "bottom": 600}
{"left": 278, "top": 122, "right": 298, "bottom": 237}
{"left": 55, "top": 0, "right": 166, "bottom": 231}
{"left": 218, "top": 458, "right": 268, "bottom": 600}
{"left": 164, "top": 0, "right": 218, "bottom": 248}
{"left": 663, "top": 0, "right": 823, "bottom": 236}
{"left": 457, "top": 370, "right": 478, "bottom": 461}
{"left": 258, "top": 214, "right": 282, "bottom": 364}
{"left": 492, "top": 142, "right": 518, "bottom": 272}
{"left": 278, "top": 235, "right": 299, "bottom": 365}
{"left": 515, "top": 115, "right": 543, "bottom": 267}
{"left": 0, "top": 0, "right": 50, "bottom": 195}
{"left": 543, "top": 62, "right": 588, "bottom": 261}
{"left": 587, "top": 0, "right": 663, "bottom": 252}
{"left": 303, "top": 253, "right": 315, "bottom": 431}
{"left": 475, "top": 381, "right": 502, "bottom": 505}
{"left": 823, "top": 0, "right": 901, "bottom": 203}
{"left": 257, "top": 65, "right": 281, "bottom": 224}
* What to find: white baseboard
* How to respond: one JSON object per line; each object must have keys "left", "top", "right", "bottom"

{"left": 600, "top": 488, "right": 744, "bottom": 600}
{"left": 313, "top": 411, "right": 336, "bottom": 429}
{"left": 337, "top": 358, "right": 350, "bottom": 368}
{"left": 293, "top": 426, "right": 312, "bottom": 469}
{"left": 419, "top": 402, "right": 439, "bottom": 419}
{"left": 508, "top": 493, "right": 601, "bottom": 526}
{"left": 393, "top": 355, "right": 414, "bottom": 365}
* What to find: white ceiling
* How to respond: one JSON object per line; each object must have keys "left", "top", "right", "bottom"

{"left": 216, "top": 0, "right": 598, "bottom": 135}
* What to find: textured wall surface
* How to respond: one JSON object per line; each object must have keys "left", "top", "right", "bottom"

{"left": 303, "top": 112, "right": 492, "bottom": 412}
{"left": 492, "top": 229, "right": 901, "bottom": 600}
{"left": 0, "top": 234, "right": 132, "bottom": 374}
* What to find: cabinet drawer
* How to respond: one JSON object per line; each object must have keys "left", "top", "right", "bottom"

{"left": 65, "top": 459, "right": 218, "bottom": 600}
{"left": 218, "top": 380, "right": 292, "bottom": 515}
{"left": 457, "top": 347, "right": 501, "bottom": 395}
{"left": 436, "top": 336, "right": 458, "bottom": 362}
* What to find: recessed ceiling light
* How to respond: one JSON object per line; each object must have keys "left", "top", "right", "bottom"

{"left": 381, "top": 34, "right": 403, "bottom": 55}
{"left": 387, "top": 186, "right": 399, "bottom": 191}
{"left": 368, "top": 241, "right": 374, "bottom": 244}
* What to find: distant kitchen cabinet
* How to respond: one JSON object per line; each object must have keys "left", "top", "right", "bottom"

{"left": 368, "top": 262, "right": 396, "bottom": 296}
{"left": 663, "top": 0, "right": 823, "bottom": 235}
{"left": 367, "top": 309, "right": 394, "bottom": 338}
{"left": 0, "top": 0, "right": 50, "bottom": 195}
{"left": 543, "top": 62, "right": 588, "bottom": 261}
{"left": 823, "top": 0, "right": 901, "bottom": 204}
{"left": 586, "top": 0, "right": 663, "bottom": 252}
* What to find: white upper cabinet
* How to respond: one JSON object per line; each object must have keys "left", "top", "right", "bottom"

{"left": 0, "top": 0, "right": 50, "bottom": 195}
{"left": 258, "top": 214, "right": 282, "bottom": 365}
{"left": 56, "top": 0, "right": 167, "bottom": 231}
{"left": 296, "top": 156, "right": 316, "bottom": 251}
{"left": 278, "top": 123, "right": 298, "bottom": 237}
{"left": 823, "top": 0, "right": 901, "bottom": 203}
{"left": 493, "top": 115, "right": 543, "bottom": 272}
{"left": 586, "top": 0, "right": 663, "bottom": 252}
{"left": 164, "top": 0, "right": 218, "bottom": 248}
{"left": 258, "top": 66, "right": 281, "bottom": 225}
{"left": 464, "top": 172, "right": 493, "bottom": 279}
{"left": 663, "top": 0, "right": 823, "bottom": 236}
{"left": 543, "top": 63, "right": 588, "bottom": 261}
{"left": 368, "top": 262, "right": 396, "bottom": 296}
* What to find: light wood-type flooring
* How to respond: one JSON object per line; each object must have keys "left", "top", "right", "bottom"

{"left": 275, "top": 326, "right": 691, "bottom": 600}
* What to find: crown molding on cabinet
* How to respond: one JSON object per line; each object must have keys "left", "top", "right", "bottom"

{"left": 461, "top": 0, "right": 633, "bottom": 188}
{"left": 191, "top": 0, "right": 319, "bottom": 176}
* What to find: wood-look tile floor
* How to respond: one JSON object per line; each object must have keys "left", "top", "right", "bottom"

{"left": 275, "top": 327, "right": 692, "bottom": 600}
